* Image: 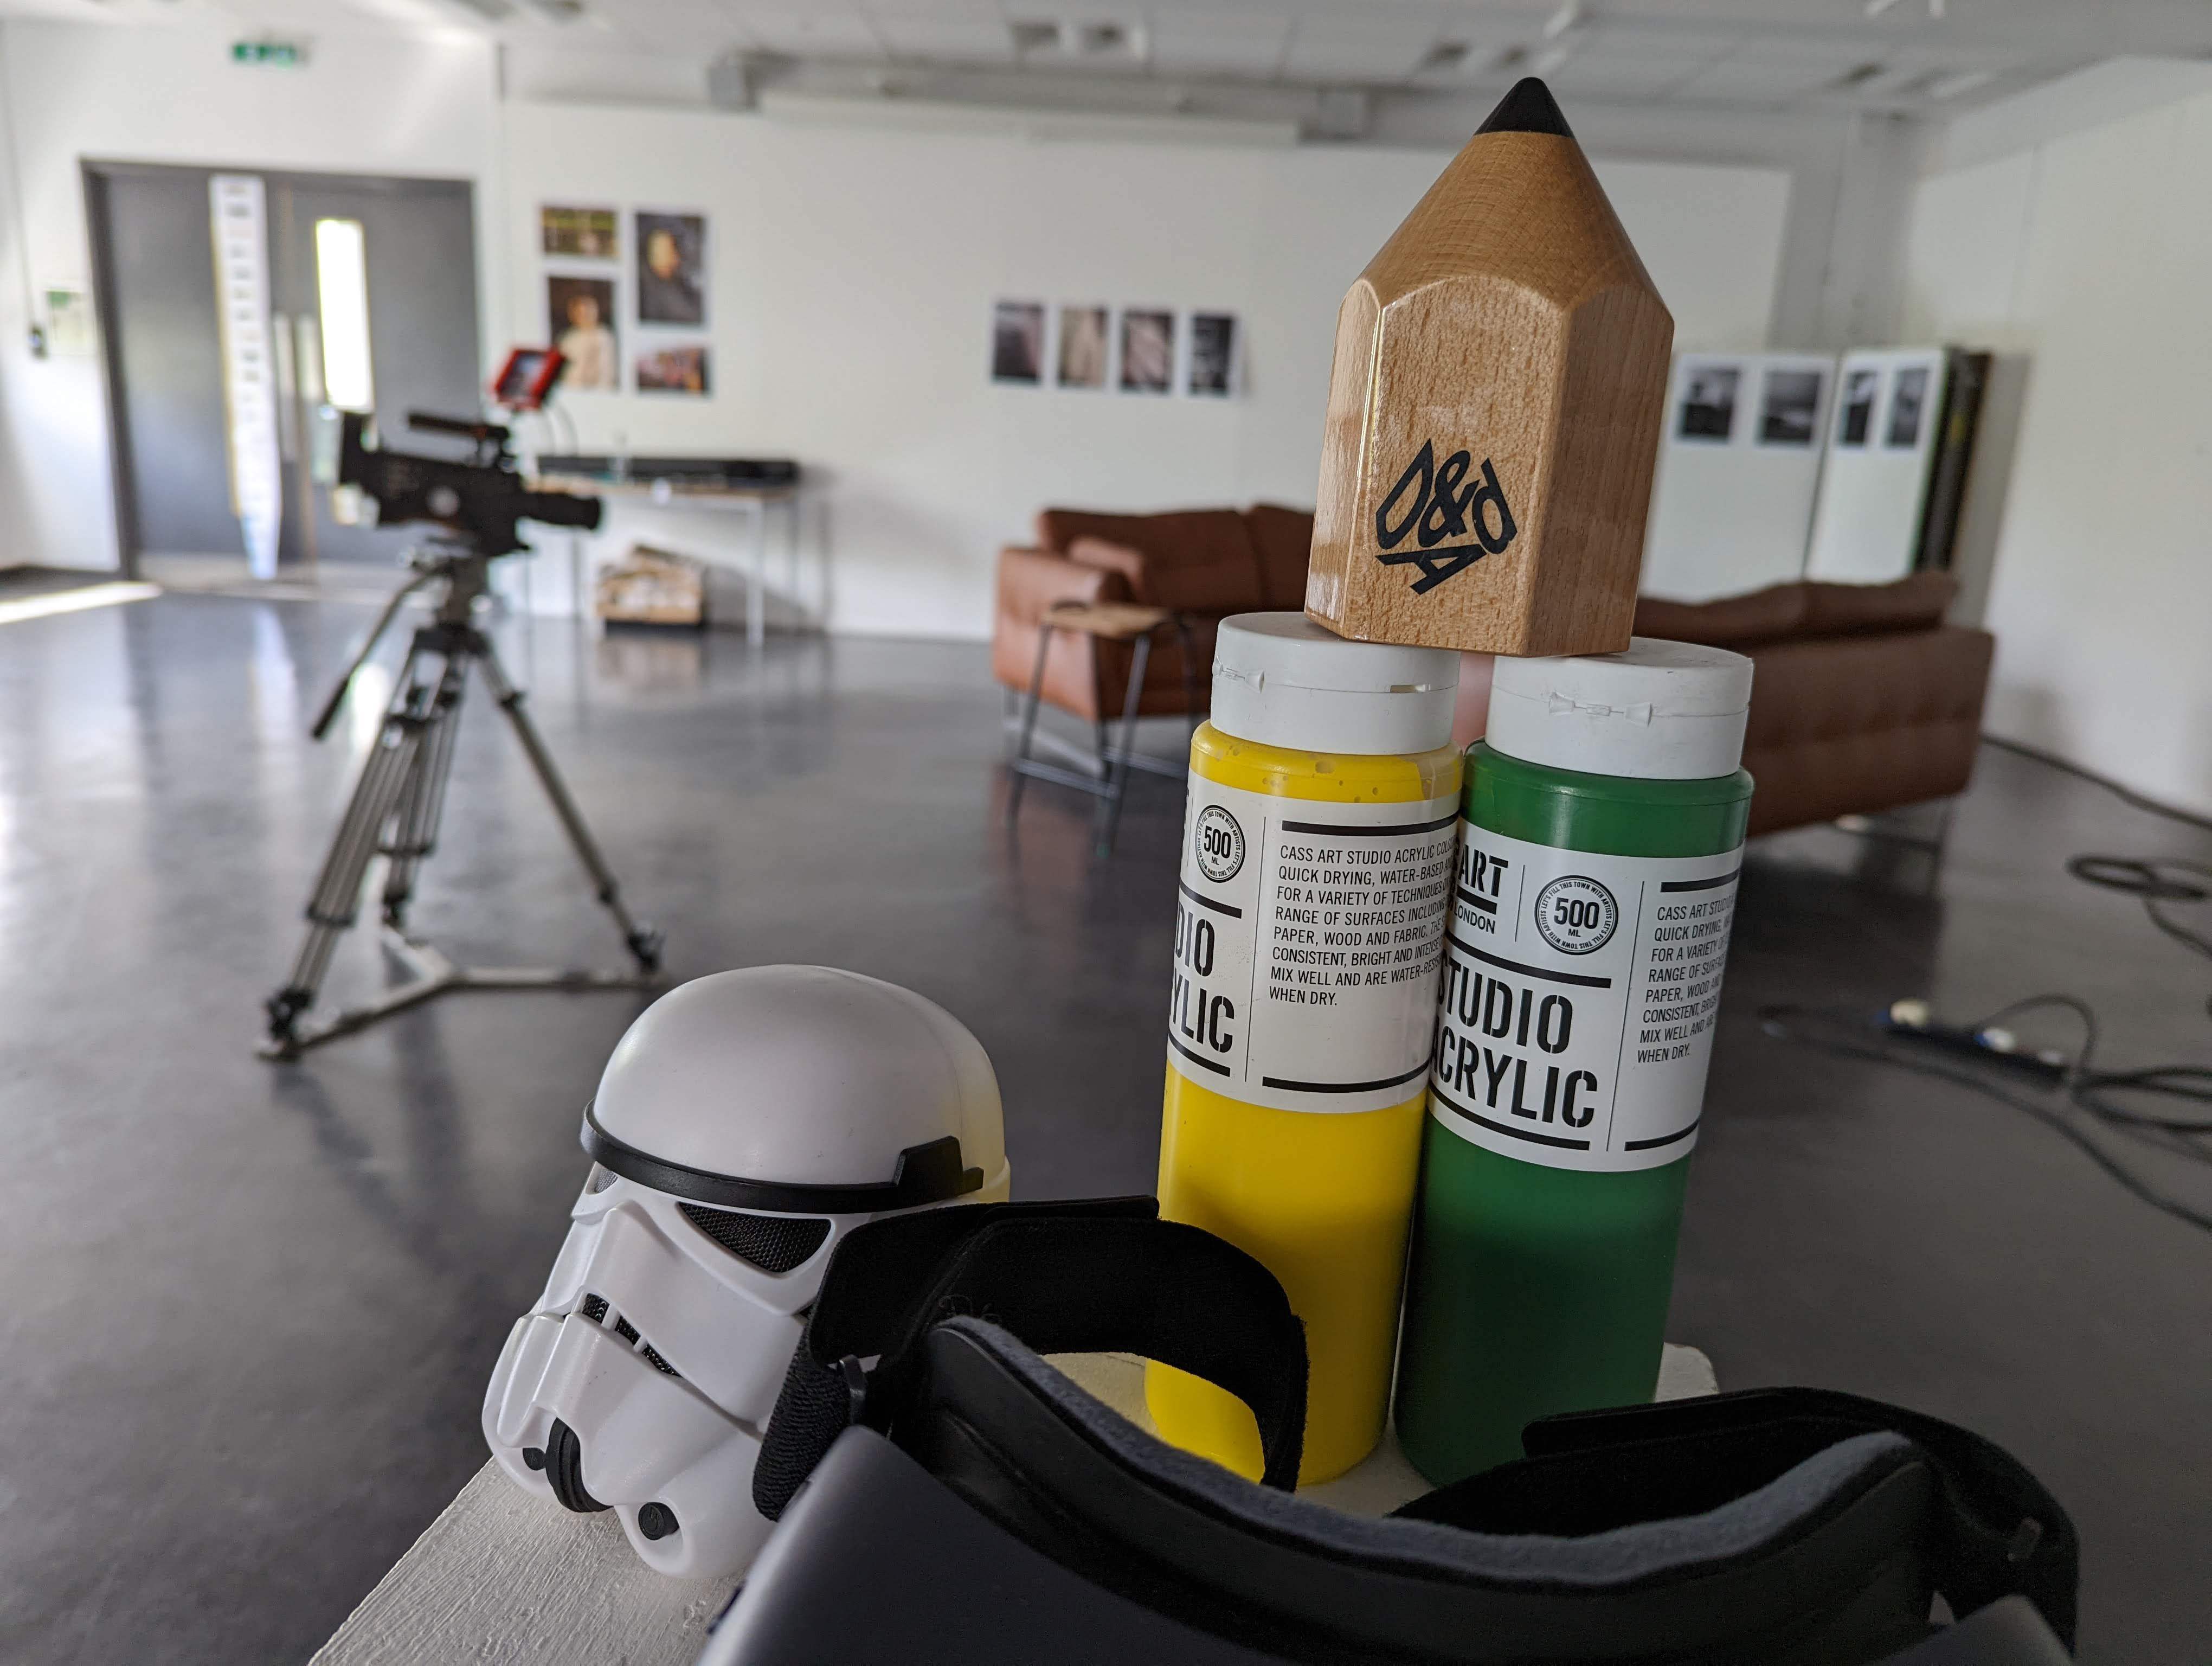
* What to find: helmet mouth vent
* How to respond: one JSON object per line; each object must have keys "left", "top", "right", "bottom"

{"left": 680, "top": 1203, "right": 832, "bottom": 1275}
{"left": 574, "top": 1291, "right": 683, "bottom": 1378}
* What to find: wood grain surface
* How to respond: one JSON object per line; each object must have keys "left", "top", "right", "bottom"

{"left": 1306, "top": 128, "right": 1673, "bottom": 658}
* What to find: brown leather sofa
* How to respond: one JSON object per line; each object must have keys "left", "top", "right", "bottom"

{"left": 994, "top": 508, "right": 1993, "bottom": 841}
{"left": 1637, "top": 573, "right": 1993, "bottom": 836}
{"left": 992, "top": 505, "right": 1314, "bottom": 723}
{"left": 1449, "top": 572, "right": 1994, "bottom": 837}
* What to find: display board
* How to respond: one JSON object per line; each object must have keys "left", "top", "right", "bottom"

{"left": 1803, "top": 347, "right": 1949, "bottom": 585}
{"left": 1638, "top": 352, "right": 1834, "bottom": 603}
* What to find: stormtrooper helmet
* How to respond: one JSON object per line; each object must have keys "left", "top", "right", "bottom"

{"left": 483, "top": 965, "right": 1011, "bottom": 1578}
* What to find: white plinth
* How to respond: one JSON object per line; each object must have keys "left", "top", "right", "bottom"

{"left": 315, "top": 1345, "right": 1718, "bottom": 1666}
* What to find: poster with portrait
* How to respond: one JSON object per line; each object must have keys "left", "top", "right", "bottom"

{"left": 636, "top": 345, "right": 711, "bottom": 396}
{"left": 1118, "top": 308, "right": 1173, "bottom": 394}
{"left": 635, "top": 211, "right": 707, "bottom": 326}
{"left": 542, "top": 205, "right": 618, "bottom": 259}
{"left": 992, "top": 301, "right": 1044, "bottom": 385}
{"left": 1185, "top": 312, "right": 1238, "bottom": 396}
{"left": 1056, "top": 305, "right": 1108, "bottom": 389}
{"left": 547, "top": 274, "right": 619, "bottom": 391}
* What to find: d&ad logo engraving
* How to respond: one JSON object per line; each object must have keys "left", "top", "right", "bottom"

{"left": 1373, "top": 440, "right": 1519, "bottom": 594}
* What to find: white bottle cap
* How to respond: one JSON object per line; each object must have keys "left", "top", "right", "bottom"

{"left": 1211, "top": 613, "right": 1460, "bottom": 756}
{"left": 1486, "top": 637, "right": 1753, "bottom": 780}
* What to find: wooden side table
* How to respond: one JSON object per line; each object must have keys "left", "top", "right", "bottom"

{"left": 1006, "top": 601, "right": 1196, "bottom": 856}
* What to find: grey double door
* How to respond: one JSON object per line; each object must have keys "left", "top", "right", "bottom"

{"left": 91, "top": 163, "right": 483, "bottom": 572}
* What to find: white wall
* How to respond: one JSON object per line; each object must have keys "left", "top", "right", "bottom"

{"left": 1902, "top": 72, "right": 2212, "bottom": 814}
{"left": 0, "top": 16, "right": 1791, "bottom": 637}
{"left": 501, "top": 100, "right": 1787, "bottom": 638}
{"left": 0, "top": 17, "right": 501, "bottom": 572}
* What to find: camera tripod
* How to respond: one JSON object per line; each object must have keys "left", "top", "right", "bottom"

{"left": 261, "top": 539, "right": 663, "bottom": 1060}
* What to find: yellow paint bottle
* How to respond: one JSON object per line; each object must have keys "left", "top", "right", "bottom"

{"left": 1150, "top": 614, "right": 1462, "bottom": 1483}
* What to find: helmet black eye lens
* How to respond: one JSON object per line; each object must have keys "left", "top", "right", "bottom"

{"left": 679, "top": 1204, "right": 831, "bottom": 1274}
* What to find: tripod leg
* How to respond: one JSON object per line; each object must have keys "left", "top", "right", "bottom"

{"left": 266, "top": 669, "right": 433, "bottom": 1049}
{"left": 473, "top": 638, "right": 663, "bottom": 973}
{"left": 379, "top": 652, "right": 468, "bottom": 928}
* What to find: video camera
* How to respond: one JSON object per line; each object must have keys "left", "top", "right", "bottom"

{"left": 337, "top": 409, "right": 602, "bottom": 556}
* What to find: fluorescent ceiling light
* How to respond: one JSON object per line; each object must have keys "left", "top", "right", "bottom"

{"left": 0, "top": 582, "right": 162, "bottom": 628}
{"left": 314, "top": 219, "right": 376, "bottom": 414}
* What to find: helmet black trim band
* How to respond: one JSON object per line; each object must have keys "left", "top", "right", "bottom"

{"left": 581, "top": 1103, "right": 986, "bottom": 1214}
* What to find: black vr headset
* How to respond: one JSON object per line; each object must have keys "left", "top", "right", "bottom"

{"left": 700, "top": 1200, "right": 2076, "bottom": 1666}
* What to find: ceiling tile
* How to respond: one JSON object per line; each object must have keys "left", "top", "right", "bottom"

{"left": 1281, "top": 8, "right": 1447, "bottom": 84}
{"left": 1146, "top": 9, "right": 1292, "bottom": 76}
{"left": 728, "top": 8, "right": 885, "bottom": 56}
{"left": 868, "top": 13, "right": 1017, "bottom": 62}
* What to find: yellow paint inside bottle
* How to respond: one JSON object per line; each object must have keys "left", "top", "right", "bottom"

{"left": 1148, "top": 720, "right": 1461, "bottom": 1484}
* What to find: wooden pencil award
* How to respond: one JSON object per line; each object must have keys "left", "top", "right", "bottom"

{"left": 1304, "top": 79, "right": 1673, "bottom": 658}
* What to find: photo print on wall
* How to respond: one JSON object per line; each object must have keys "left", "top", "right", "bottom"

{"left": 1887, "top": 367, "right": 1929, "bottom": 448}
{"left": 1758, "top": 368, "right": 1823, "bottom": 446}
{"left": 1119, "top": 308, "right": 1174, "bottom": 394}
{"left": 1838, "top": 368, "right": 1880, "bottom": 446}
{"left": 636, "top": 211, "right": 707, "bottom": 326}
{"left": 992, "top": 301, "right": 1045, "bottom": 385}
{"left": 1677, "top": 364, "right": 1738, "bottom": 440}
{"left": 548, "top": 274, "right": 619, "bottom": 391}
{"left": 542, "top": 205, "right": 618, "bottom": 259}
{"left": 636, "top": 345, "right": 710, "bottom": 395}
{"left": 1186, "top": 312, "right": 1238, "bottom": 396}
{"left": 1057, "top": 305, "right": 1109, "bottom": 389}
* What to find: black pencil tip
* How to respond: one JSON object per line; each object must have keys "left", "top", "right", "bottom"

{"left": 1475, "top": 77, "right": 1574, "bottom": 139}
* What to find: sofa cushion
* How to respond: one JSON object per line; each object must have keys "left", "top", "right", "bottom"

{"left": 1038, "top": 508, "right": 1263, "bottom": 611}
{"left": 1801, "top": 571, "right": 1958, "bottom": 638}
{"left": 1242, "top": 503, "right": 1316, "bottom": 611}
{"left": 1633, "top": 584, "right": 1810, "bottom": 648}
{"left": 1635, "top": 573, "right": 1959, "bottom": 650}
{"left": 1066, "top": 536, "right": 1252, "bottom": 613}
{"left": 1033, "top": 508, "right": 1247, "bottom": 565}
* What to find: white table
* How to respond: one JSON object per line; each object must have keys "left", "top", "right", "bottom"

{"left": 313, "top": 1345, "right": 1717, "bottom": 1666}
{"left": 533, "top": 477, "right": 806, "bottom": 646}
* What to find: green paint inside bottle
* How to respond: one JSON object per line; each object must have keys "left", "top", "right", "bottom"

{"left": 1394, "top": 741, "right": 1752, "bottom": 1485}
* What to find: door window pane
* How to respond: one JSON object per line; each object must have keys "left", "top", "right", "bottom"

{"left": 314, "top": 218, "right": 374, "bottom": 413}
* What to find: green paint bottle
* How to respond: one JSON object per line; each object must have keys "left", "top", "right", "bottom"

{"left": 1394, "top": 639, "right": 1754, "bottom": 1485}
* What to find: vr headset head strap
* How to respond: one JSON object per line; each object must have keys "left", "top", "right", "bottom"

{"left": 755, "top": 1201, "right": 1309, "bottom": 1518}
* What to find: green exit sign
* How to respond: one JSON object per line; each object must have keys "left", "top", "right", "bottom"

{"left": 232, "top": 40, "right": 307, "bottom": 68}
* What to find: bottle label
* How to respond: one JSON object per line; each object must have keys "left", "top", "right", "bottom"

{"left": 1169, "top": 778, "right": 1459, "bottom": 1114}
{"left": 1430, "top": 822, "right": 1742, "bottom": 1172}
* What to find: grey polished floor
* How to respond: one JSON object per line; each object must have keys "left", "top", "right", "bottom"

{"left": 1, "top": 593, "right": 2206, "bottom": 1663}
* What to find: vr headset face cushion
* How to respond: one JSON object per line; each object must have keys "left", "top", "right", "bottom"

{"left": 908, "top": 1320, "right": 1947, "bottom": 1665}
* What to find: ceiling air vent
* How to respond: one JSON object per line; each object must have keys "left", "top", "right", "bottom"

{"left": 1010, "top": 18, "right": 1143, "bottom": 61}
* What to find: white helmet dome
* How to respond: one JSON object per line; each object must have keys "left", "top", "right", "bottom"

{"left": 585, "top": 965, "right": 1008, "bottom": 1207}
{"left": 484, "top": 967, "right": 1011, "bottom": 1580}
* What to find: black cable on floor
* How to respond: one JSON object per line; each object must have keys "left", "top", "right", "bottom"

{"left": 1759, "top": 1004, "right": 2212, "bottom": 1235}
{"left": 1982, "top": 734, "right": 2212, "bottom": 835}
{"left": 1758, "top": 837, "right": 2212, "bottom": 1236}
